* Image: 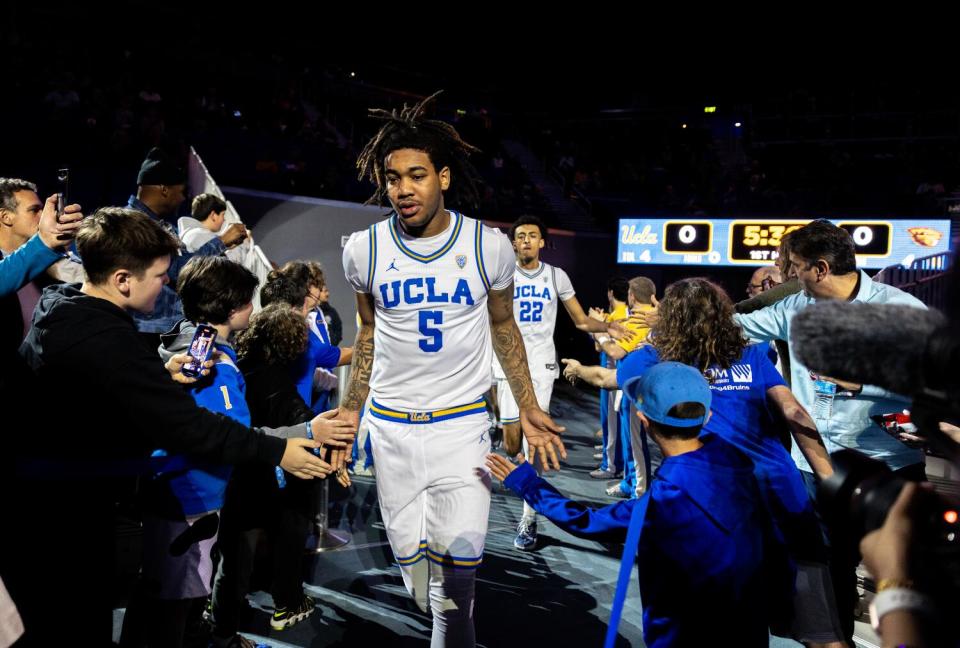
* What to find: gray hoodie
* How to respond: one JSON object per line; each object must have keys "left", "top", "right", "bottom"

{"left": 157, "top": 318, "right": 307, "bottom": 441}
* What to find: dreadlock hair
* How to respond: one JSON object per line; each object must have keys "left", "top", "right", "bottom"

{"left": 356, "top": 91, "right": 484, "bottom": 210}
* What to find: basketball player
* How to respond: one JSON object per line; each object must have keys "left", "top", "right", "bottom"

{"left": 338, "top": 92, "right": 565, "bottom": 647}
{"left": 494, "top": 214, "right": 629, "bottom": 551}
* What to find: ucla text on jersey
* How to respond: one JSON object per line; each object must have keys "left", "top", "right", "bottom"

{"left": 379, "top": 277, "right": 475, "bottom": 308}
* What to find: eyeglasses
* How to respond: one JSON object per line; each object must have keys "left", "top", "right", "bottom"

{"left": 747, "top": 277, "right": 780, "bottom": 294}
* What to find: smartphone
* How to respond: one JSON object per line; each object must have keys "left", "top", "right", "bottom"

{"left": 181, "top": 324, "right": 217, "bottom": 378}
{"left": 56, "top": 168, "right": 70, "bottom": 223}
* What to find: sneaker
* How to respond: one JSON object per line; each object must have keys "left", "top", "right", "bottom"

{"left": 594, "top": 444, "right": 603, "bottom": 450}
{"left": 589, "top": 468, "right": 618, "bottom": 479}
{"left": 271, "top": 594, "right": 316, "bottom": 631}
{"left": 592, "top": 452, "right": 603, "bottom": 460}
{"left": 605, "top": 483, "right": 630, "bottom": 498}
{"left": 513, "top": 519, "right": 538, "bottom": 551}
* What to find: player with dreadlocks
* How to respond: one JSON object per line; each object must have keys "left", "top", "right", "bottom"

{"left": 338, "top": 91, "right": 566, "bottom": 647}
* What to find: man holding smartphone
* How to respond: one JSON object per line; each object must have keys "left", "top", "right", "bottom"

{"left": 0, "top": 178, "right": 83, "bottom": 385}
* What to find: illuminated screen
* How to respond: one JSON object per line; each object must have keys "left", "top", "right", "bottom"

{"left": 617, "top": 218, "right": 951, "bottom": 268}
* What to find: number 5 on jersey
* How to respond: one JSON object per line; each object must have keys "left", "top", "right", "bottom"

{"left": 419, "top": 310, "right": 443, "bottom": 352}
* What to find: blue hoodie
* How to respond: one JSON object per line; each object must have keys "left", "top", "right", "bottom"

{"left": 504, "top": 435, "right": 793, "bottom": 648}
{"left": 155, "top": 321, "right": 251, "bottom": 515}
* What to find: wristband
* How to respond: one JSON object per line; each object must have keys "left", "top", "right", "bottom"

{"left": 869, "top": 588, "right": 932, "bottom": 634}
{"left": 304, "top": 419, "right": 321, "bottom": 456}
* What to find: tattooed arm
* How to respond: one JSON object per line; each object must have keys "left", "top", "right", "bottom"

{"left": 488, "top": 283, "right": 567, "bottom": 470}
{"left": 330, "top": 291, "right": 375, "bottom": 485}
{"left": 340, "top": 292, "right": 375, "bottom": 414}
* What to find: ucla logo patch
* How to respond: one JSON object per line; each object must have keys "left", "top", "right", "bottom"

{"left": 456, "top": 254, "right": 467, "bottom": 269}
{"left": 410, "top": 412, "right": 433, "bottom": 423}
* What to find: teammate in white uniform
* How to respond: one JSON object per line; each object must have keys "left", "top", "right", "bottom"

{"left": 493, "top": 215, "right": 628, "bottom": 551}
{"left": 336, "top": 93, "right": 565, "bottom": 648}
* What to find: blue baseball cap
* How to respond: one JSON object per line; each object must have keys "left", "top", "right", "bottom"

{"left": 622, "top": 361, "right": 711, "bottom": 428}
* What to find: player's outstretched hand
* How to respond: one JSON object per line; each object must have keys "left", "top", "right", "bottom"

{"left": 281, "top": 438, "right": 333, "bottom": 480}
{"left": 588, "top": 307, "right": 606, "bottom": 322}
{"left": 327, "top": 408, "right": 359, "bottom": 487}
{"left": 520, "top": 408, "right": 566, "bottom": 472}
{"left": 325, "top": 447, "right": 352, "bottom": 487}
{"left": 486, "top": 453, "right": 524, "bottom": 482}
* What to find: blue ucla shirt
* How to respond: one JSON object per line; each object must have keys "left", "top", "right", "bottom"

{"left": 618, "top": 344, "right": 823, "bottom": 557}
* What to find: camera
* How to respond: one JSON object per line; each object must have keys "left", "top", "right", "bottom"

{"left": 819, "top": 449, "right": 960, "bottom": 606}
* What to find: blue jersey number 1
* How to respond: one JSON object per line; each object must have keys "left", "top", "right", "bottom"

{"left": 419, "top": 311, "right": 443, "bottom": 352}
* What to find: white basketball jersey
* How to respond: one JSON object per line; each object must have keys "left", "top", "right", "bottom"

{"left": 492, "top": 261, "right": 575, "bottom": 380}
{"left": 343, "top": 211, "right": 514, "bottom": 410}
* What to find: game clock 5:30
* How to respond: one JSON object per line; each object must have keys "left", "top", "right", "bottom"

{"left": 728, "top": 221, "right": 807, "bottom": 263}
{"left": 728, "top": 220, "right": 893, "bottom": 263}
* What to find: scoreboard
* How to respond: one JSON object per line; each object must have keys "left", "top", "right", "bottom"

{"left": 617, "top": 218, "right": 951, "bottom": 268}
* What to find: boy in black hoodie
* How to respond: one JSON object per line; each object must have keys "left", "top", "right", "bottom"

{"left": 8, "top": 207, "right": 351, "bottom": 646}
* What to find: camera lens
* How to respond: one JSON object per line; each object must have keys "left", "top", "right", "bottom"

{"left": 819, "top": 449, "right": 905, "bottom": 541}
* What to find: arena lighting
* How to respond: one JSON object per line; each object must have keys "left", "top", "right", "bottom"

{"left": 734, "top": 122, "right": 742, "bottom": 128}
{"left": 945, "top": 510, "right": 958, "bottom": 525}
{"left": 682, "top": 123, "right": 688, "bottom": 129}
{"left": 350, "top": 71, "right": 356, "bottom": 77}
{"left": 704, "top": 106, "right": 717, "bottom": 113}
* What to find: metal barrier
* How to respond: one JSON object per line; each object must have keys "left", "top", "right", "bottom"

{"left": 873, "top": 252, "right": 952, "bottom": 310}
{"left": 305, "top": 364, "right": 353, "bottom": 553}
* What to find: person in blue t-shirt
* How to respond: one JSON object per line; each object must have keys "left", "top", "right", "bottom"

{"left": 489, "top": 361, "right": 794, "bottom": 648}
{"left": 568, "top": 277, "right": 844, "bottom": 646}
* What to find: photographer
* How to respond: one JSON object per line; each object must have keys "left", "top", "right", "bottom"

{"left": 859, "top": 483, "right": 932, "bottom": 647}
